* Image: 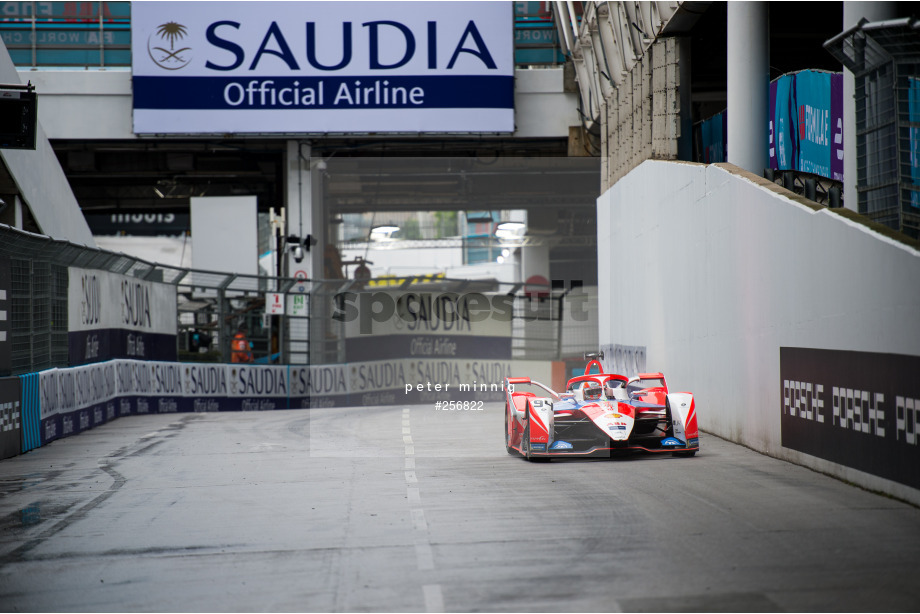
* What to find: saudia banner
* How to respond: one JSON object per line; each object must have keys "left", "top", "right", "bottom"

{"left": 68, "top": 268, "right": 178, "bottom": 365}
{"left": 333, "top": 290, "right": 513, "bottom": 361}
{"left": 131, "top": 1, "right": 514, "bottom": 134}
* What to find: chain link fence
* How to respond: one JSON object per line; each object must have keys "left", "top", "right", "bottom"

{"left": 1, "top": 224, "right": 598, "bottom": 376}
{"left": 825, "top": 17, "right": 920, "bottom": 239}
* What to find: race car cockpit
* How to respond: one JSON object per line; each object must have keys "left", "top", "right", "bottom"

{"left": 583, "top": 383, "right": 603, "bottom": 401}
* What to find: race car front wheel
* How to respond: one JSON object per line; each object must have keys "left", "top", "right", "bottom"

{"left": 505, "top": 403, "right": 514, "bottom": 455}
{"left": 521, "top": 404, "right": 549, "bottom": 462}
{"left": 521, "top": 416, "right": 530, "bottom": 459}
{"left": 665, "top": 400, "right": 674, "bottom": 438}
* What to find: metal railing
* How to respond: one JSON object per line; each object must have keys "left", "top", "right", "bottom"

{"left": 0, "top": 224, "right": 305, "bottom": 375}
{"left": 0, "top": 224, "right": 599, "bottom": 375}
{"left": 825, "top": 16, "right": 920, "bottom": 239}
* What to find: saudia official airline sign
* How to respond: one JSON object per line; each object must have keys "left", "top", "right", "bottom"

{"left": 131, "top": 1, "right": 513, "bottom": 134}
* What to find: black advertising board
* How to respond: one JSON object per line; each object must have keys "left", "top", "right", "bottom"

{"left": 0, "top": 377, "right": 22, "bottom": 460}
{"left": 780, "top": 347, "right": 920, "bottom": 490}
{"left": 84, "top": 213, "right": 190, "bottom": 237}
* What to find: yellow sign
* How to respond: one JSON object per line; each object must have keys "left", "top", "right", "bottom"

{"left": 366, "top": 273, "right": 445, "bottom": 287}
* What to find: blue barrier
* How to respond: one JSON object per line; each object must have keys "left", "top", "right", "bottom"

{"left": 19, "top": 373, "right": 41, "bottom": 453}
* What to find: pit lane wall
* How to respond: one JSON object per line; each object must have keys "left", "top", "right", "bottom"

{"left": 597, "top": 160, "right": 920, "bottom": 504}
{"left": 0, "top": 358, "right": 551, "bottom": 459}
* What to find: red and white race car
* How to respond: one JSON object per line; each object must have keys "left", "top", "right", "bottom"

{"left": 504, "top": 352, "right": 699, "bottom": 460}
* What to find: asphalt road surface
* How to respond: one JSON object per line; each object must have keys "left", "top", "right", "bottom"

{"left": 1, "top": 402, "right": 919, "bottom": 612}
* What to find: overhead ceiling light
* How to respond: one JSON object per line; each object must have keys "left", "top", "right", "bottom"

{"left": 370, "top": 225, "right": 400, "bottom": 241}
{"left": 495, "top": 221, "right": 526, "bottom": 240}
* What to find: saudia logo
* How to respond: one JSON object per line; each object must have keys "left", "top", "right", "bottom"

{"left": 149, "top": 18, "right": 496, "bottom": 73}
{"left": 148, "top": 21, "right": 193, "bottom": 70}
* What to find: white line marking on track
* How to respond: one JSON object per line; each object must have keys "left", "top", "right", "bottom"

{"left": 416, "top": 544, "right": 435, "bottom": 572}
{"left": 403, "top": 406, "right": 438, "bottom": 586}
{"left": 423, "top": 584, "right": 444, "bottom": 612}
{"left": 410, "top": 508, "right": 428, "bottom": 532}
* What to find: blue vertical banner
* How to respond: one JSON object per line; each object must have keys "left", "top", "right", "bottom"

{"left": 701, "top": 112, "right": 725, "bottom": 163}
{"left": 19, "top": 372, "right": 41, "bottom": 453}
{"left": 769, "top": 80, "right": 777, "bottom": 168}
{"left": 771, "top": 74, "right": 797, "bottom": 171}
{"left": 831, "top": 73, "right": 844, "bottom": 181}
{"left": 909, "top": 76, "right": 920, "bottom": 208}
{"left": 768, "top": 70, "right": 842, "bottom": 182}
{"left": 795, "top": 70, "right": 833, "bottom": 178}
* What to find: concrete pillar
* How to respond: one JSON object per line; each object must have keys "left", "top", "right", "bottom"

{"left": 521, "top": 244, "right": 550, "bottom": 286}
{"left": 726, "top": 2, "right": 769, "bottom": 175}
{"left": 842, "top": 2, "right": 897, "bottom": 212}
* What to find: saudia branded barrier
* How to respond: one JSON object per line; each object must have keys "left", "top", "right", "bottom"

{"left": 9, "top": 356, "right": 517, "bottom": 456}
{"left": 68, "top": 267, "right": 178, "bottom": 365}
{"left": 31, "top": 360, "right": 352, "bottom": 446}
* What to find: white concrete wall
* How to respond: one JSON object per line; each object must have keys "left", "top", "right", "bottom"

{"left": 598, "top": 160, "right": 920, "bottom": 499}
{"left": 20, "top": 70, "right": 134, "bottom": 139}
{"left": 513, "top": 68, "right": 579, "bottom": 138}
{"left": 0, "top": 46, "right": 94, "bottom": 245}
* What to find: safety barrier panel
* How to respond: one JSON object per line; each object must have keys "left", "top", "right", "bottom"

{"left": 3, "top": 356, "right": 549, "bottom": 459}
{"left": 0, "top": 377, "right": 21, "bottom": 460}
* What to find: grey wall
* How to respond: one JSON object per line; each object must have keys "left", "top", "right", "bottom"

{"left": 0, "top": 41, "right": 93, "bottom": 245}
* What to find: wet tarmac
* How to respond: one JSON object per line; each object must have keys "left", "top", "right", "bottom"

{"left": 1, "top": 403, "right": 918, "bottom": 611}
